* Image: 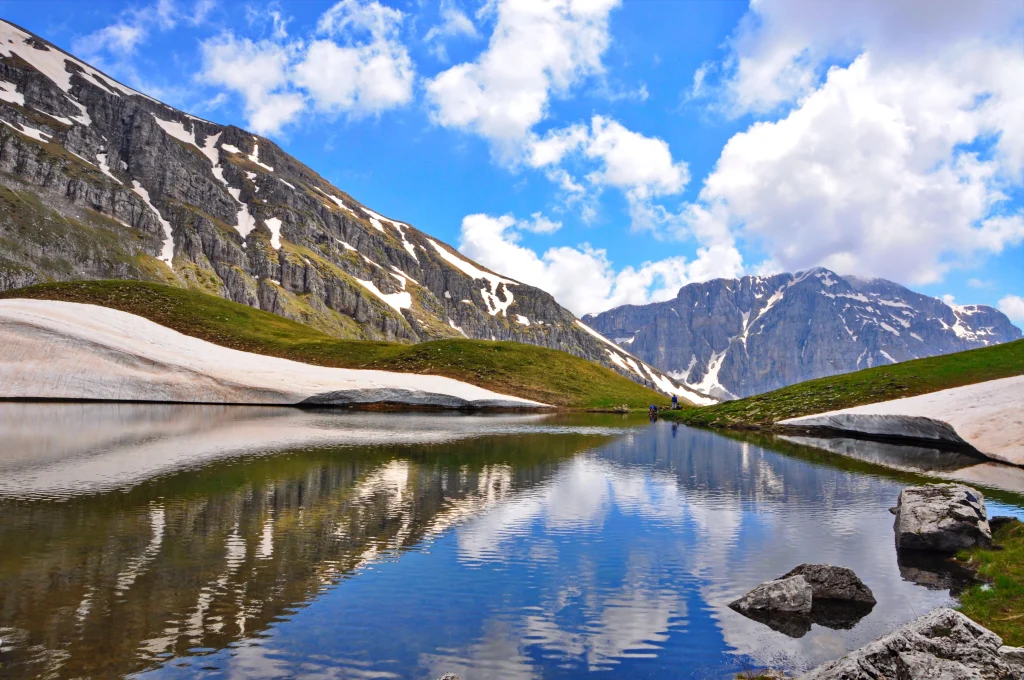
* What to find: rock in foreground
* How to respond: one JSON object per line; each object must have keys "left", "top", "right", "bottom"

{"left": 730, "top": 575, "right": 813, "bottom": 613}
{"left": 732, "top": 565, "right": 876, "bottom": 638}
{"left": 799, "top": 608, "right": 1023, "bottom": 679}
{"left": 780, "top": 564, "right": 876, "bottom": 604}
{"left": 894, "top": 484, "right": 992, "bottom": 552}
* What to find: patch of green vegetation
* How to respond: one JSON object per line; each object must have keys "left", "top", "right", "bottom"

{"left": 0, "top": 280, "right": 668, "bottom": 409}
{"left": 0, "top": 182, "right": 154, "bottom": 281}
{"left": 957, "top": 520, "right": 1024, "bottom": 646}
{"left": 666, "top": 340, "right": 1024, "bottom": 429}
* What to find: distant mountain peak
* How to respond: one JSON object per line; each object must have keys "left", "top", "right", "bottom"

{"left": 584, "top": 269, "right": 1021, "bottom": 399}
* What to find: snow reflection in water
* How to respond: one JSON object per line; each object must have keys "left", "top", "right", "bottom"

{"left": 0, "top": 406, "right": 1022, "bottom": 679}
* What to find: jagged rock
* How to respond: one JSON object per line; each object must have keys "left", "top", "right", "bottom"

{"left": 0, "top": 19, "right": 704, "bottom": 402}
{"left": 730, "top": 575, "right": 813, "bottom": 614}
{"left": 780, "top": 564, "right": 876, "bottom": 604}
{"left": 798, "top": 608, "right": 1017, "bottom": 680}
{"left": 732, "top": 566, "right": 875, "bottom": 638}
{"left": 894, "top": 484, "right": 992, "bottom": 552}
{"left": 998, "top": 646, "right": 1024, "bottom": 673}
{"left": 583, "top": 268, "right": 1021, "bottom": 400}
{"left": 437, "top": 675, "right": 461, "bottom": 680}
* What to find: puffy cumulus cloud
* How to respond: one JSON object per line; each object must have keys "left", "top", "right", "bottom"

{"left": 457, "top": 213, "right": 742, "bottom": 315}
{"left": 683, "top": 0, "right": 1024, "bottom": 285}
{"left": 426, "top": 0, "right": 621, "bottom": 151}
{"left": 717, "top": 0, "right": 1020, "bottom": 115}
{"left": 199, "top": 34, "right": 305, "bottom": 134}
{"left": 998, "top": 294, "right": 1024, "bottom": 322}
{"left": 198, "top": 0, "right": 415, "bottom": 135}
{"left": 293, "top": 0, "right": 414, "bottom": 116}
{"left": 526, "top": 116, "right": 691, "bottom": 232}
{"left": 584, "top": 116, "right": 689, "bottom": 200}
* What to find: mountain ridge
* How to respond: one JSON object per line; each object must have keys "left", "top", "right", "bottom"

{"left": 0, "top": 18, "right": 709, "bottom": 404}
{"left": 583, "top": 266, "right": 1021, "bottom": 399}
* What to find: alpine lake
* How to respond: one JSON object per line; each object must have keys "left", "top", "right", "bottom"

{"left": 1, "top": 404, "right": 1023, "bottom": 680}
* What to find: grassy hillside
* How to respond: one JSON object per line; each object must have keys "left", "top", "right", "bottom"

{"left": 667, "top": 339, "right": 1024, "bottom": 428}
{"left": 0, "top": 280, "right": 668, "bottom": 409}
{"left": 958, "top": 520, "right": 1024, "bottom": 646}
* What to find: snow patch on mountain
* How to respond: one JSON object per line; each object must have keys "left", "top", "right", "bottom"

{"left": 357, "top": 279, "right": 411, "bottom": 312}
{"left": 131, "top": 181, "right": 174, "bottom": 267}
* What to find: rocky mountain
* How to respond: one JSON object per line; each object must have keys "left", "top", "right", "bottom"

{"left": 0, "top": 20, "right": 708, "bottom": 403}
{"left": 583, "top": 267, "right": 1022, "bottom": 400}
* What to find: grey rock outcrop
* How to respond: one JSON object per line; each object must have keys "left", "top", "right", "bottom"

{"left": 583, "top": 268, "right": 1021, "bottom": 399}
{"left": 0, "top": 20, "right": 701, "bottom": 400}
{"left": 894, "top": 484, "right": 992, "bottom": 552}
{"left": 798, "top": 608, "right": 1019, "bottom": 680}
{"left": 780, "top": 564, "right": 876, "bottom": 604}
{"left": 730, "top": 575, "right": 814, "bottom": 614}
{"left": 732, "top": 565, "right": 876, "bottom": 638}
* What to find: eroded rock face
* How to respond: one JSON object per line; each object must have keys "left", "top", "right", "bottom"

{"left": 780, "top": 564, "right": 876, "bottom": 604}
{"left": 730, "top": 575, "right": 813, "bottom": 614}
{"left": 894, "top": 484, "right": 992, "bottom": 552}
{"left": 798, "top": 608, "right": 1018, "bottom": 680}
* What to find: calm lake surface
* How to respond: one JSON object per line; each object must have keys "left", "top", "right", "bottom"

{"left": 1, "top": 404, "right": 1022, "bottom": 680}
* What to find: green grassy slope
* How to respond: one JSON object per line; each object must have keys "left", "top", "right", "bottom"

{"left": 667, "top": 339, "right": 1024, "bottom": 428}
{"left": 957, "top": 520, "right": 1024, "bottom": 646}
{"left": 0, "top": 280, "right": 668, "bottom": 409}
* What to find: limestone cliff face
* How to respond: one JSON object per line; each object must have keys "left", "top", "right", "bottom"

{"left": 0, "top": 20, "right": 703, "bottom": 400}
{"left": 583, "top": 268, "right": 1022, "bottom": 399}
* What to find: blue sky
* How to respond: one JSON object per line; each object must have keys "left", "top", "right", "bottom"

{"left": 3, "top": 0, "right": 1023, "bottom": 324}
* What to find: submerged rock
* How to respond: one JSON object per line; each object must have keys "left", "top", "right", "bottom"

{"left": 730, "top": 575, "right": 813, "bottom": 614}
{"left": 798, "top": 608, "right": 1017, "bottom": 679}
{"left": 894, "top": 484, "right": 992, "bottom": 552}
{"left": 780, "top": 564, "right": 876, "bottom": 604}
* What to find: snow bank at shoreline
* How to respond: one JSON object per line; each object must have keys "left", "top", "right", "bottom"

{"left": 780, "top": 375, "right": 1024, "bottom": 466}
{"left": 0, "top": 300, "right": 547, "bottom": 410}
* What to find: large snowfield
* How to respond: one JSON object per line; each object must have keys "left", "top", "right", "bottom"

{"left": 782, "top": 375, "right": 1024, "bottom": 466}
{"left": 0, "top": 300, "right": 547, "bottom": 409}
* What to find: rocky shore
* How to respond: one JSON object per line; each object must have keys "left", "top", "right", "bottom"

{"left": 726, "top": 483, "right": 1022, "bottom": 678}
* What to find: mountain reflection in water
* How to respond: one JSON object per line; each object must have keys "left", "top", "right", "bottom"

{"left": 0, "top": 405, "right": 1022, "bottom": 679}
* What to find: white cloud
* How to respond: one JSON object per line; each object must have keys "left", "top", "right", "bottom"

{"left": 425, "top": 0, "right": 479, "bottom": 61}
{"left": 73, "top": 23, "right": 147, "bottom": 55}
{"left": 942, "top": 294, "right": 957, "bottom": 305}
{"left": 583, "top": 116, "right": 689, "bottom": 200}
{"left": 716, "top": 0, "right": 1021, "bottom": 115}
{"left": 294, "top": 0, "right": 414, "bottom": 116}
{"left": 457, "top": 213, "right": 742, "bottom": 315}
{"left": 683, "top": 0, "right": 1024, "bottom": 284}
{"left": 426, "top": 0, "right": 621, "bottom": 151}
{"left": 998, "top": 294, "right": 1024, "bottom": 322}
{"left": 526, "top": 116, "right": 691, "bottom": 232}
{"left": 72, "top": 0, "right": 212, "bottom": 59}
{"left": 199, "top": 0, "right": 415, "bottom": 134}
{"left": 199, "top": 33, "right": 305, "bottom": 134}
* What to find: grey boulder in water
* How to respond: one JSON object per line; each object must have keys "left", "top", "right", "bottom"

{"left": 894, "top": 484, "right": 992, "bottom": 552}
{"left": 779, "top": 564, "right": 876, "bottom": 605}
{"left": 730, "top": 575, "right": 814, "bottom": 614}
